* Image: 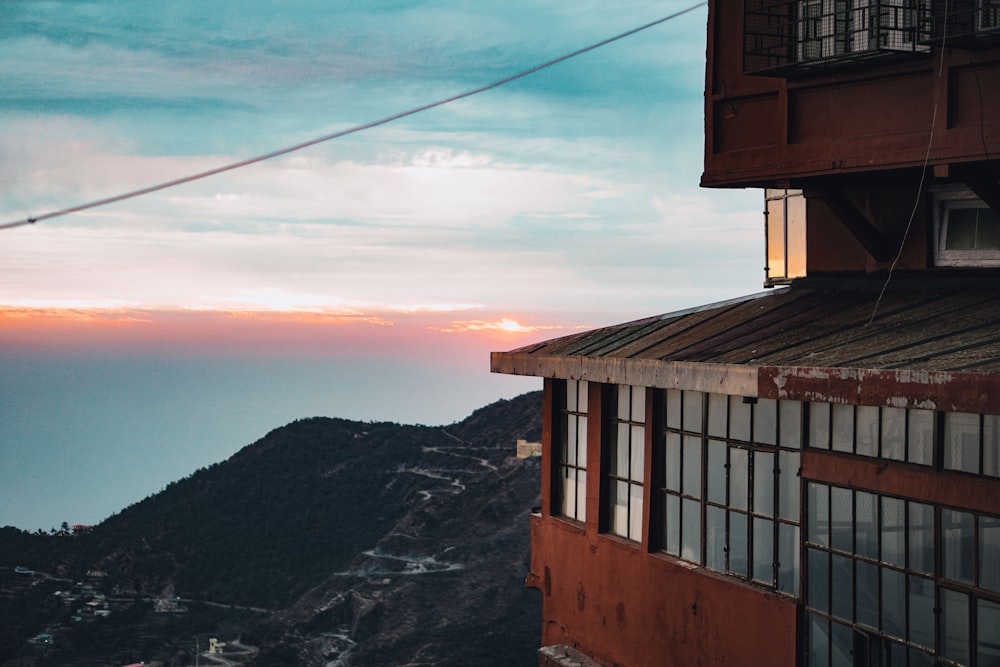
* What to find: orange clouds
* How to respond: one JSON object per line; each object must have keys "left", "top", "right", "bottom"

{"left": 0, "top": 306, "right": 579, "bottom": 357}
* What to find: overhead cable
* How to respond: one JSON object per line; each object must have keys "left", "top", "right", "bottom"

{"left": 0, "top": 2, "right": 706, "bottom": 231}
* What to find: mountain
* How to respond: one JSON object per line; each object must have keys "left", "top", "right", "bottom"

{"left": 0, "top": 391, "right": 543, "bottom": 666}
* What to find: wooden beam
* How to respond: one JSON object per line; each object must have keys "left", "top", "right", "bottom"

{"left": 962, "top": 175, "right": 1000, "bottom": 215}
{"left": 808, "top": 189, "right": 892, "bottom": 262}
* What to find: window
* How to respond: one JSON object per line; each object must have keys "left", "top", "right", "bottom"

{"left": 744, "top": 0, "right": 930, "bottom": 76}
{"left": 809, "top": 401, "right": 1000, "bottom": 478}
{"left": 808, "top": 403, "right": 935, "bottom": 466}
{"left": 805, "top": 482, "right": 1000, "bottom": 666}
{"left": 657, "top": 391, "right": 802, "bottom": 595}
{"left": 934, "top": 187, "right": 1000, "bottom": 267}
{"left": 944, "top": 413, "right": 1000, "bottom": 477}
{"left": 927, "top": 0, "right": 1000, "bottom": 45}
{"left": 557, "top": 380, "right": 588, "bottom": 522}
{"left": 606, "top": 385, "right": 645, "bottom": 541}
{"left": 765, "top": 189, "right": 808, "bottom": 286}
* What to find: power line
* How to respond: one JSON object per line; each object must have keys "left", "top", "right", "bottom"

{"left": 0, "top": 2, "right": 706, "bottom": 231}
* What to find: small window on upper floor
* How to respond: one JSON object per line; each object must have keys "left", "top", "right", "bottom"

{"left": 933, "top": 186, "right": 1000, "bottom": 267}
{"left": 765, "top": 189, "right": 808, "bottom": 287}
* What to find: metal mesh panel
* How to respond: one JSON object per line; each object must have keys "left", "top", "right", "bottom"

{"left": 745, "top": 0, "right": 932, "bottom": 75}
{"left": 924, "top": 0, "right": 1000, "bottom": 46}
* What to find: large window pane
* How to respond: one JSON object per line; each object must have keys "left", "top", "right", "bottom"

{"left": 628, "top": 483, "right": 643, "bottom": 542}
{"left": 565, "top": 417, "right": 577, "bottom": 465}
{"left": 909, "top": 502, "right": 934, "bottom": 574}
{"left": 561, "top": 469, "right": 577, "bottom": 517}
{"left": 980, "top": 515, "right": 1000, "bottom": 592}
{"left": 708, "top": 392, "right": 728, "bottom": 437}
{"left": 665, "top": 432, "right": 681, "bottom": 492}
{"left": 810, "top": 402, "right": 831, "bottom": 450}
{"left": 808, "top": 547, "right": 830, "bottom": 613}
{"left": 754, "top": 451, "right": 775, "bottom": 517}
{"left": 831, "top": 486, "right": 853, "bottom": 553}
{"left": 856, "top": 405, "right": 879, "bottom": 457}
{"left": 808, "top": 482, "right": 830, "bottom": 547}
{"left": 630, "top": 425, "right": 644, "bottom": 483}
{"left": 615, "top": 423, "right": 629, "bottom": 477}
{"left": 831, "top": 404, "right": 854, "bottom": 453}
{"left": 881, "top": 497, "right": 905, "bottom": 567}
{"left": 908, "top": 575, "right": 935, "bottom": 650}
{"left": 664, "top": 494, "right": 680, "bottom": 555}
{"left": 809, "top": 614, "right": 830, "bottom": 667}
{"left": 856, "top": 561, "right": 878, "bottom": 630}
{"left": 682, "top": 435, "right": 702, "bottom": 498}
{"left": 831, "top": 553, "right": 853, "bottom": 621}
{"left": 881, "top": 407, "right": 906, "bottom": 461}
{"left": 831, "top": 621, "right": 853, "bottom": 667}
{"left": 683, "top": 391, "right": 703, "bottom": 433}
{"left": 707, "top": 440, "right": 727, "bottom": 504}
{"left": 778, "top": 524, "right": 799, "bottom": 595}
{"left": 942, "top": 509, "right": 974, "bottom": 585}
{"left": 729, "top": 448, "right": 749, "bottom": 511}
{"left": 985, "top": 415, "right": 1000, "bottom": 477}
{"left": 778, "top": 451, "right": 800, "bottom": 521}
{"left": 706, "top": 506, "right": 726, "bottom": 571}
{"left": 618, "top": 385, "right": 631, "bottom": 419}
{"left": 666, "top": 389, "right": 681, "bottom": 429}
{"left": 681, "top": 498, "right": 701, "bottom": 563}
{"left": 576, "top": 471, "right": 587, "bottom": 522}
{"left": 779, "top": 400, "right": 803, "bottom": 449}
{"left": 855, "top": 491, "right": 877, "bottom": 560}
{"left": 908, "top": 410, "right": 934, "bottom": 466}
{"left": 729, "top": 511, "right": 748, "bottom": 577}
{"left": 940, "top": 588, "right": 969, "bottom": 664}
{"left": 753, "top": 517, "right": 774, "bottom": 585}
{"left": 729, "top": 396, "right": 751, "bottom": 442}
{"left": 978, "top": 598, "right": 1000, "bottom": 667}
{"left": 631, "top": 386, "right": 645, "bottom": 422}
{"left": 945, "top": 411, "right": 981, "bottom": 473}
{"left": 882, "top": 567, "right": 905, "bottom": 640}
{"left": 754, "top": 398, "right": 777, "bottom": 445}
{"left": 612, "top": 480, "right": 628, "bottom": 537}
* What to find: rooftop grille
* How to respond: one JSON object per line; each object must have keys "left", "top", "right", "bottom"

{"left": 744, "top": 0, "right": 932, "bottom": 76}
{"left": 922, "top": 0, "right": 1000, "bottom": 46}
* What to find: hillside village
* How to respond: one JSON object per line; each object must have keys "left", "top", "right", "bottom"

{"left": 0, "top": 393, "right": 543, "bottom": 666}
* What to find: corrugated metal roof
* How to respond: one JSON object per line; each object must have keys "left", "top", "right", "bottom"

{"left": 498, "top": 282, "right": 1000, "bottom": 374}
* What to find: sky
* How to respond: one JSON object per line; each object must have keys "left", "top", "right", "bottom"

{"left": 0, "top": 0, "right": 763, "bottom": 532}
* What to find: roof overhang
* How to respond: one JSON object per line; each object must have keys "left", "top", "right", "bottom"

{"left": 491, "top": 281, "right": 1000, "bottom": 413}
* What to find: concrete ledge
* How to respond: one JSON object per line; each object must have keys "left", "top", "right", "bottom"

{"left": 539, "top": 644, "right": 606, "bottom": 667}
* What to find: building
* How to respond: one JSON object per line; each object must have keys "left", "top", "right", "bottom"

{"left": 492, "top": 2, "right": 1000, "bottom": 665}
{"left": 518, "top": 439, "right": 544, "bottom": 459}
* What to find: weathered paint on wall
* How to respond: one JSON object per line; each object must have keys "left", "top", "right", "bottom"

{"left": 803, "top": 450, "right": 1000, "bottom": 517}
{"left": 527, "top": 515, "right": 799, "bottom": 667}
{"left": 702, "top": 2, "right": 1000, "bottom": 189}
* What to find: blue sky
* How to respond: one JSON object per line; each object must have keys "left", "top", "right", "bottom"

{"left": 0, "top": 1, "right": 764, "bottom": 531}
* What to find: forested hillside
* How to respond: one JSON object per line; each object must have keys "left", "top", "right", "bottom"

{"left": 0, "top": 391, "right": 543, "bottom": 666}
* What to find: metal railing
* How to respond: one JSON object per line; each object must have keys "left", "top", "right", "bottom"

{"left": 744, "top": 0, "right": 932, "bottom": 75}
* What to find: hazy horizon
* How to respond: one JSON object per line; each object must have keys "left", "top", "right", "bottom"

{"left": 1, "top": 1, "right": 763, "bottom": 532}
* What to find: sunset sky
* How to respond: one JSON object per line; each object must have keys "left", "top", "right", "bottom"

{"left": 0, "top": 1, "right": 763, "bottom": 531}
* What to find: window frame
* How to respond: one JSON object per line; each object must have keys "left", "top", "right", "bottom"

{"left": 765, "top": 188, "right": 808, "bottom": 287}
{"left": 602, "top": 384, "right": 646, "bottom": 542}
{"left": 933, "top": 186, "right": 1000, "bottom": 268}
{"left": 655, "top": 390, "right": 803, "bottom": 596}
{"left": 804, "top": 481, "right": 1000, "bottom": 666}
{"left": 554, "top": 379, "right": 589, "bottom": 523}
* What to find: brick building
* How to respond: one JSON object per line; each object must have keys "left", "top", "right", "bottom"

{"left": 492, "top": 2, "right": 1000, "bottom": 665}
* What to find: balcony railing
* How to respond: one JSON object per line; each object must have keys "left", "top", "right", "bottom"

{"left": 745, "top": 0, "right": 932, "bottom": 76}
{"left": 922, "top": 0, "right": 1000, "bottom": 46}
